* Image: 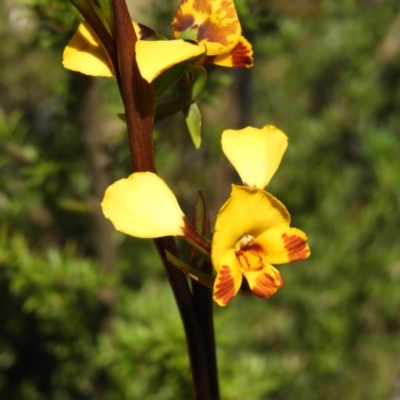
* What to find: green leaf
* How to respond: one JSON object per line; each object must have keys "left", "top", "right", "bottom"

{"left": 190, "top": 190, "right": 211, "bottom": 265}
{"left": 154, "top": 65, "right": 207, "bottom": 124}
{"left": 184, "top": 102, "right": 202, "bottom": 148}
{"left": 165, "top": 251, "right": 215, "bottom": 288}
{"left": 153, "top": 64, "right": 187, "bottom": 98}
{"left": 88, "top": 0, "right": 113, "bottom": 34}
{"left": 97, "top": 0, "right": 115, "bottom": 33}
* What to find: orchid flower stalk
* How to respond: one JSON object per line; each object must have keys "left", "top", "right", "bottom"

{"left": 63, "top": 0, "right": 309, "bottom": 398}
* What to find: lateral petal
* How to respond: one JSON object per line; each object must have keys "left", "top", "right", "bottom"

{"left": 136, "top": 39, "right": 205, "bottom": 83}
{"left": 255, "top": 227, "right": 311, "bottom": 264}
{"left": 212, "top": 185, "right": 290, "bottom": 270}
{"left": 242, "top": 265, "right": 284, "bottom": 299}
{"left": 213, "top": 249, "right": 242, "bottom": 306}
{"left": 204, "top": 36, "right": 253, "bottom": 68}
{"left": 62, "top": 22, "right": 114, "bottom": 77}
{"left": 172, "top": 0, "right": 241, "bottom": 56}
{"left": 222, "top": 125, "right": 288, "bottom": 188}
{"left": 101, "top": 172, "right": 186, "bottom": 238}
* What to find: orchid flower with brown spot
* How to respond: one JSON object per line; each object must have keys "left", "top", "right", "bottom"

{"left": 100, "top": 125, "right": 310, "bottom": 306}
{"left": 62, "top": 0, "right": 253, "bottom": 83}
{"left": 212, "top": 126, "right": 310, "bottom": 306}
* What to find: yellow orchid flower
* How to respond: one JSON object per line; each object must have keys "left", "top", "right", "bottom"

{"left": 100, "top": 125, "right": 310, "bottom": 307}
{"left": 211, "top": 185, "right": 310, "bottom": 306}
{"left": 63, "top": 0, "right": 253, "bottom": 82}
{"left": 171, "top": 0, "right": 253, "bottom": 68}
{"left": 212, "top": 125, "right": 310, "bottom": 306}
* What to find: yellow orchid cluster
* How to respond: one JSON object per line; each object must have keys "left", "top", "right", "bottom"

{"left": 63, "top": 0, "right": 253, "bottom": 83}
{"left": 62, "top": 0, "right": 310, "bottom": 307}
{"left": 63, "top": 0, "right": 254, "bottom": 148}
{"left": 101, "top": 126, "right": 310, "bottom": 306}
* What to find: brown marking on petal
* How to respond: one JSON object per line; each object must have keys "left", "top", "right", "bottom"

{"left": 137, "top": 23, "right": 157, "bottom": 40}
{"left": 282, "top": 233, "right": 309, "bottom": 262}
{"left": 173, "top": 0, "right": 238, "bottom": 47}
{"left": 230, "top": 40, "right": 253, "bottom": 67}
{"left": 197, "top": 18, "right": 237, "bottom": 45}
{"left": 237, "top": 247, "right": 264, "bottom": 272}
{"left": 193, "top": 0, "right": 212, "bottom": 14}
{"left": 172, "top": 13, "right": 195, "bottom": 33}
{"left": 251, "top": 271, "right": 284, "bottom": 299}
{"left": 214, "top": 265, "right": 236, "bottom": 305}
{"left": 242, "top": 243, "right": 264, "bottom": 254}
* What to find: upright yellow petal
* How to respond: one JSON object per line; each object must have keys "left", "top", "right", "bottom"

{"left": 172, "top": 0, "right": 241, "bottom": 56}
{"left": 212, "top": 185, "right": 290, "bottom": 270}
{"left": 205, "top": 36, "right": 253, "bottom": 68}
{"left": 101, "top": 172, "right": 186, "bottom": 238}
{"left": 62, "top": 22, "right": 114, "bottom": 77}
{"left": 255, "top": 227, "right": 310, "bottom": 265}
{"left": 213, "top": 249, "right": 242, "bottom": 306}
{"left": 221, "top": 125, "right": 288, "bottom": 188}
{"left": 136, "top": 39, "right": 205, "bottom": 83}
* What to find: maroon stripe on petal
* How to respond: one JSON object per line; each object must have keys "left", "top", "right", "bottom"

{"left": 282, "top": 233, "right": 309, "bottom": 262}
{"left": 214, "top": 265, "right": 236, "bottom": 305}
{"left": 230, "top": 40, "right": 253, "bottom": 67}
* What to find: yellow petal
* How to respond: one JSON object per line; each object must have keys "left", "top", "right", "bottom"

{"left": 101, "top": 172, "right": 186, "bottom": 238}
{"left": 136, "top": 39, "right": 205, "bottom": 83}
{"left": 62, "top": 22, "right": 114, "bottom": 77}
{"left": 172, "top": 0, "right": 241, "bottom": 56}
{"left": 212, "top": 185, "right": 290, "bottom": 270}
{"left": 242, "top": 265, "right": 284, "bottom": 299}
{"left": 255, "top": 227, "right": 310, "bottom": 264}
{"left": 213, "top": 249, "right": 242, "bottom": 306}
{"left": 221, "top": 125, "right": 288, "bottom": 188}
{"left": 204, "top": 36, "right": 253, "bottom": 68}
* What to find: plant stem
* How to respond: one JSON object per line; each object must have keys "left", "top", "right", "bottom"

{"left": 111, "top": 0, "right": 216, "bottom": 398}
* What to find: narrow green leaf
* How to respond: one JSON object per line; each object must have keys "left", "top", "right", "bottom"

{"left": 88, "top": 0, "right": 112, "bottom": 34}
{"left": 153, "top": 64, "right": 187, "bottom": 97}
{"left": 98, "top": 0, "right": 115, "bottom": 33}
{"left": 154, "top": 65, "right": 207, "bottom": 124}
{"left": 184, "top": 102, "right": 202, "bottom": 148}
{"left": 165, "top": 251, "right": 215, "bottom": 288}
{"left": 193, "top": 189, "right": 207, "bottom": 235}
{"left": 190, "top": 189, "right": 210, "bottom": 265}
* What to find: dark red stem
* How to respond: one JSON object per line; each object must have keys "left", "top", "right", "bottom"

{"left": 111, "top": 0, "right": 214, "bottom": 398}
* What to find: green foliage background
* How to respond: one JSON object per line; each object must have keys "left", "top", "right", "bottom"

{"left": 1, "top": 0, "right": 400, "bottom": 399}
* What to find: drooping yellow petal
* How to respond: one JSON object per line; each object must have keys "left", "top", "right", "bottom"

{"left": 62, "top": 22, "right": 114, "bottom": 77}
{"left": 212, "top": 185, "right": 290, "bottom": 270}
{"left": 101, "top": 172, "right": 186, "bottom": 238}
{"left": 221, "top": 125, "right": 288, "bottom": 188}
{"left": 213, "top": 249, "right": 242, "bottom": 306}
{"left": 136, "top": 39, "right": 205, "bottom": 83}
{"left": 172, "top": 0, "right": 241, "bottom": 56}
{"left": 242, "top": 265, "right": 284, "bottom": 299}
{"left": 254, "top": 227, "right": 310, "bottom": 264}
{"left": 204, "top": 36, "right": 253, "bottom": 68}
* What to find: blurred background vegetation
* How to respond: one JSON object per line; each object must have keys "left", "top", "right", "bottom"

{"left": 1, "top": 0, "right": 400, "bottom": 399}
